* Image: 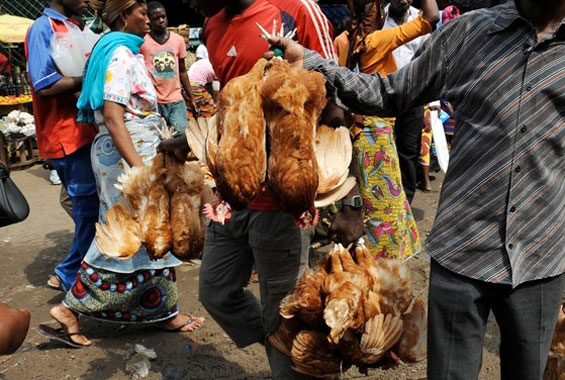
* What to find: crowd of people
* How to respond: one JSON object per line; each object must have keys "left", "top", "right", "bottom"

{"left": 0, "top": 0, "right": 563, "bottom": 379}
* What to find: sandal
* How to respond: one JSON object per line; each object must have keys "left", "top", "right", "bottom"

{"left": 47, "top": 275, "right": 62, "bottom": 291}
{"left": 156, "top": 314, "right": 205, "bottom": 333}
{"left": 37, "top": 324, "right": 89, "bottom": 348}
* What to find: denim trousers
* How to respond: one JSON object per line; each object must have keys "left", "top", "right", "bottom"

{"left": 50, "top": 144, "right": 99, "bottom": 291}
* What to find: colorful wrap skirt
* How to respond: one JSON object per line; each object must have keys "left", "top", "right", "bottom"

{"left": 186, "top": 82, "right": 217, "bottom": 119}
{"left": 353, "top": 116, "right": 421, "bottom": 259}
{"left": 419, "top": 109, "right": 433, "bottom": 166}
{"left": 64, "top": 262, "right": 179, "bottom": 323}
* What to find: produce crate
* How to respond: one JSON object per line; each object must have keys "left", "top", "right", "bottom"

{"left": 0, "top": 133, "right": 39, "bottom": 169}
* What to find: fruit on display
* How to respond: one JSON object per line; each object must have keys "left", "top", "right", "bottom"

{"left": 0, "top": 94, "right": 32, "bottom": 105}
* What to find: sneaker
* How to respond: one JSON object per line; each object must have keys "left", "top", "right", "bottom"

{"left": 49, "top": 170, "right": 62, "bottom": 185}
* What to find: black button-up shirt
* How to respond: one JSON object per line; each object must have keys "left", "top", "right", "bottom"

{"left": 304, "top": 2, "right": 564, "bottom": 286}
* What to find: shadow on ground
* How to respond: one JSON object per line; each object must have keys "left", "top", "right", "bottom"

{"left": 24, "top": 230, "right": 73, "bottom": 287}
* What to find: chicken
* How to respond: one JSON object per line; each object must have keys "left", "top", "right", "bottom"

{"left": 395, "top": 297, "right": 427, "bottom": 362}
{"left": 261, "top": 59, "right": 327, "bottom": 228}
{"left": 97, "top": 153, "right": 171, "bottom": 260}
{"left": 213, "top": 59, "right": 269, "bottom": 211}
{"left": 323, "top": 245, "right": 366, "bottom": 343}
{"left": 165, "top": 157, "right": 206, "bottom": 261}
{"left": 270, "top": 241, "right": 427, "bottom": 378}
{"left": 279, "top": 266, "right": 328, "bottom": 327}
{"left": 315, "top": 125, "right": 352, "bottom": 194}
{"left": 291, "top": 330, "right": 348, "bottom": 378}
{"left": 96, "top": 124, "right": 209, "bottom": 262}
{"left": 544, "top": 303, "right": 565, "bottom": 380}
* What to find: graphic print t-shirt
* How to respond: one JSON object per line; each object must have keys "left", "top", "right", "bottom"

{"left": 141, "top": 32, "right": 187, "bottom": 104}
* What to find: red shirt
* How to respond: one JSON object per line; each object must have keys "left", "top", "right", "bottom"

{"left": 205, "top": 0, "right": 297, "bottom": 89}
{"left": 268, "top": 0, "right": 336, "bottom": 60}
{"left": 25, "top": 9, "right": 96, "bottom": 159}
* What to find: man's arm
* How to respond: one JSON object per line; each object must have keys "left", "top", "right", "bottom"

{"left": 421, "top": 0, "right": 440, "bottom": 27}
{"left": 179, "top": 59, "right": 200, "bottom": 116}
{"left": 267, "top": 31, "right": 446, "bottom": 116}
{"left": 36, "top": 76, "right": 82, "bottom": 98}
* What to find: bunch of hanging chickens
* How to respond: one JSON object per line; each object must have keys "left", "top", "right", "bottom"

{"left": 95, "top": 126, "right": 214, "bottom": 262}
{"left": 95, "top": 56, "right": 353, "bottom": 261}
{"left": 186, "top": 57, "right": 354, "bottom": 228}
{"left": 269, "top": 242, "right": 427, "bottom": 378}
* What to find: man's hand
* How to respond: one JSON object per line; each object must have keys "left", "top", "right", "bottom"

{"left": 329, "top": 206, "right": 365, "bottom": 246}
{"left": 263, "top": 37, "right": 305, "bottom": 68}
{"left": 157, "top": 136, "right": 190, "bottom": 162}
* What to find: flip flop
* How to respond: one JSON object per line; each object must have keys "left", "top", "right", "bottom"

{"left": 47, "top": 275, "right": 62, "bottom": 291}
{"left": 37, "top": 324, "right": 89, "bottom": 348}
{"left": 157, "top": 315, "right": 205, "bottom": 333}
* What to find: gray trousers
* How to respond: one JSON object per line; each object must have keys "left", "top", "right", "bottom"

{"left": 428, "top": 259, "right": 565, "bottom": 380}
{"left": 199, "top": 209, "right": 316, "bottom": 379}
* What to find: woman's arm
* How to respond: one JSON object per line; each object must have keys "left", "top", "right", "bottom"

{"left": 103, "top": 101, "right": 145, "bottom": 168}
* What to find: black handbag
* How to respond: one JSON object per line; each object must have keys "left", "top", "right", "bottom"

{"left": 0, "top": 162, "right": 30, "bottom": 227}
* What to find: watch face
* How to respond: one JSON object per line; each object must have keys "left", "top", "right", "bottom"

{"left": 352, "top": 196, "right": 363, "bottom": 208}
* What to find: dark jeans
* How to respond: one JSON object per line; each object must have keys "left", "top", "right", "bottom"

{"left": 394, "top": 106, "right": 424, "bottom": 204}
{"left": 50, "top": 144, "right": 99, "bottom": 291}
{"left": 198, "top": 209, "right": 315, "bottom": 379}
{"left": 428, "top": 259, "right": 565, "bottom": 380}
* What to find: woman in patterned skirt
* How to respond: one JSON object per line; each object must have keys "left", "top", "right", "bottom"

{"left": 337, "top": 0, "right": 438, "bottom": 258}
{"left": 37, "top": 0, "right": 203, "bottom": 348}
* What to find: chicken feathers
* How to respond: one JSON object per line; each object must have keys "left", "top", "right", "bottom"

{"left": 262, "top": 59, "right": 327, "bottom": 228}
{"left": 214, "top": 59, "right": 269, "bottom": 210}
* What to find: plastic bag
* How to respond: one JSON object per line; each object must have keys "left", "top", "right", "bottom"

{"left": 50, "top": 21, "right": 100, "bottom": 77}
{"left": 429, "top": 101, "right": 450, "bottom": 173}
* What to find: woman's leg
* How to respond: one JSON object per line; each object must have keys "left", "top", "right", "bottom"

{"left": 49, "top": 303, "right": 91, "bottom": 346}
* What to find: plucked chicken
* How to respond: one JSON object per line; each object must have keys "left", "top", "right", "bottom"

{"left": 261, "top": 59, "right": 327, "bottom": 228}
{"left": 269, "top": 242, "right": 427, "bottom": 378}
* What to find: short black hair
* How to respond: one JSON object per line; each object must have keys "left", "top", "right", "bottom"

{"left": 147, "top": 1, "right": 165, "bottom": 13}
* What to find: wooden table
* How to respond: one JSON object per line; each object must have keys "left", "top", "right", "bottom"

{"left": 0, "top": 133, "right": 39, "bottom": 169}
{"left": 0, "top": 102, "right": 33, "bottom": 117}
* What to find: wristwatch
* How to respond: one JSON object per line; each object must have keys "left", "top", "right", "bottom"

{"left": 334, "top": 195, "right": 363, "bottom": 210}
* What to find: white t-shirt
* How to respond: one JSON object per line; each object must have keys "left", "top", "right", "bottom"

{"left": 195, "top": 44, "right": 208, "bottom": 60}
{"left": 187, "top": 58, "right": 216, "bottom": 85}
{"left": 383, "top": 4, "right": 430, "bottom": 69}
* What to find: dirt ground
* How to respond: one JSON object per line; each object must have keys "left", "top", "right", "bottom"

{"left": 0, "top": 165, "right": 502, "bottom": 380}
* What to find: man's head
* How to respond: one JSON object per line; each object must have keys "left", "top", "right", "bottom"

{"left": 148, "top": 1, "right": 167, "bottom": 33}
{"left": 56, "top": 0, "right": 89, "bottom": 17}
{"left": 389, "top": 0, "right": 413, "bottom": 15}
{"left": 190, "top": 0, "right": 225, "bottom": 17}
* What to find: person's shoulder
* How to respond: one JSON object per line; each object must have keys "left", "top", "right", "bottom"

{"left": 27, "top": 15, "right": 51, "bottom": 36}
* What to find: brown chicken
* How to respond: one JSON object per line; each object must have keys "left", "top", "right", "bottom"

{"left": 261, "top": 59, "right": 327, "bottom": 228}
{"left": 165, "top": 156, "right": 206, "bottom": 261}
{"left": 213, "top": 59, "right": 269, "bottom": 211}
{"left": 96, "top": 153, "right": 171, "bottom": 260}
{"left": 279, "top": 267, "right": 328, "bottom": 328}
{"left": 96, "top": 126, "right": 209, "bottom": 261}
{"left": 544, "top": 303, "right": 565, "bottom": 380}
{"left": 270, "top": 242, "right": 427, "bottom": 378}
{"left": 291, "top": 330, "right": 349, "bottom": 378}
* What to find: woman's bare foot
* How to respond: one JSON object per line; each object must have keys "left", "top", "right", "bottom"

{"left": 50, "top": 304, "right": 92, "bottom": 346}
{"left": 155, "top": 313, "right": 205, "bottom": 332}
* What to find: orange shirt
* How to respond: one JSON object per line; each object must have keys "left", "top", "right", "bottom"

{"left": 337, "top": 13, "right": 432, "bottom": 75}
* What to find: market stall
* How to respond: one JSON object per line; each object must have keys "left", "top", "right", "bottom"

{"left": 0, "top": 15, "right": 37, "bottom": 168}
